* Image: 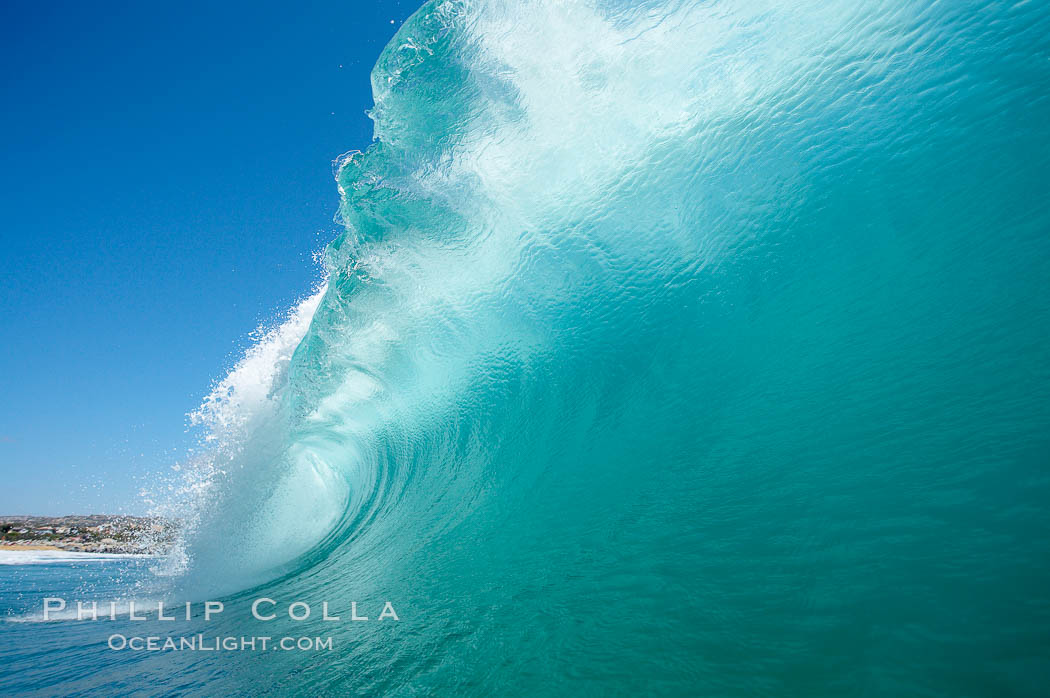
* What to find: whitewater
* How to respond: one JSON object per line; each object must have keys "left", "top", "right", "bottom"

{"left": 3, "top": 0, "right": 1050, "bottom": 695}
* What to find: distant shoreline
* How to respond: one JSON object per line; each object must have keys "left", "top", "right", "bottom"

{"left": 0, "top": 543, "right": 156, "bottom": 556}
{"left": 0, "top": 544, "right": 64, "bottom": 552}
{"left": 1, "top": 515, "right": 174, "bottom": 555}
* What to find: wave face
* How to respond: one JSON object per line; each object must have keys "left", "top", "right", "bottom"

{"left": 155, "top": 0, "right": 1050, "bottom": 693}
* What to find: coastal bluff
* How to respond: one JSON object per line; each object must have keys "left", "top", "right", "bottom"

{"left": 0, "top": 515, "right": 174, "bottom": 554}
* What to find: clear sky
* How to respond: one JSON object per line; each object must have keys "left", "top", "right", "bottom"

{"left": 0, "top": 0, "right": 419, "bottom": 515}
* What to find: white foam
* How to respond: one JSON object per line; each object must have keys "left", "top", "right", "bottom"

{"left": 0, "top": 549, "right": 150, "bottom": 565}
{"left": 145, "top": 284, "right": 335, "bottom": 590}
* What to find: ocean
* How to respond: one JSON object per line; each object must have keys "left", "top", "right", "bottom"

{"left": 2, "top": 0, "right": 1049, "bottom": 695}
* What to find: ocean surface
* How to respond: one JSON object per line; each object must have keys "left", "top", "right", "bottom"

{"left": 3, "top": 0, "right": 1050, "bottom": 695}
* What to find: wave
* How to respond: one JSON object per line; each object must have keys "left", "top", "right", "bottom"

{"left": 139, "top": 0, "right": 1050, "bottom": 693}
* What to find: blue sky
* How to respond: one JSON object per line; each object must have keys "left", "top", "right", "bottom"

{"left": 0, "top": 0, "right": 419, "bottom": 515}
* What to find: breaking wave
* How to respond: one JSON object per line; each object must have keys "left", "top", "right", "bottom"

{"left": 144, "top": 0, "right": 1050, "bottom": 693}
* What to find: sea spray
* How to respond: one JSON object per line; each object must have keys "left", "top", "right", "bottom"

{"left": 147, "top": 285, "right": 331, "bottom": 587}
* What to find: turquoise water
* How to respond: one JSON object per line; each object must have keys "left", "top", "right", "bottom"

{"left": 3, "top": 0, "right": 1050, "bottom": 694}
